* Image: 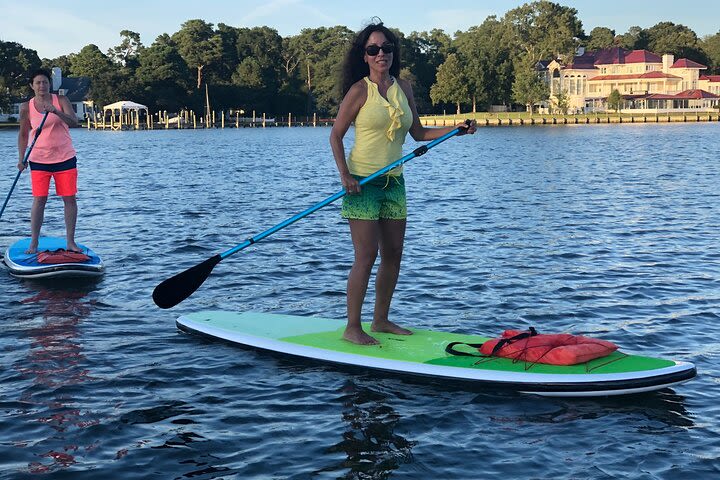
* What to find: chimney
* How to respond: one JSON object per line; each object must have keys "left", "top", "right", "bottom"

{"left": 662, "top": 54, "right": 674, "bottom": 73}
{"left": 51, "top": 67, "right": 62, "bottom": 92}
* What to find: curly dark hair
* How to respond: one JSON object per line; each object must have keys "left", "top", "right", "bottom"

{"left": 341, "top": 21, "right": 401, "bottom": 96}
{"left": 29, "top": 68, "right": 52, "bottom": 85}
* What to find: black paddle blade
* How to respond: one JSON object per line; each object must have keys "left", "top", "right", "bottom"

{"left": 153, "top": 254, "right": 222, "bottom": 309}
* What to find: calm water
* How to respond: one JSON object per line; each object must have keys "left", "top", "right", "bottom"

{"left": 1, "top": 123, "right": 719, "bottom": 479}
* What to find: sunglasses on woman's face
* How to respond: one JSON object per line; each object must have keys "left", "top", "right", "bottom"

{"left": 365, "top": 43, "right": 394, "bottom": 56}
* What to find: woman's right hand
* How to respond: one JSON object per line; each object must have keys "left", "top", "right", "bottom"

{"left": 42, "top": 101, "right": 58, "bottom": 114}
{"left": 17, "top": 159, "right": 26, "bottom": 171}
{"left": 341, "top": 172, "right": 360, "bottom": 194}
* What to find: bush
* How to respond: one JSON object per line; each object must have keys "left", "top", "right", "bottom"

{"left": 7, "top": 116, "right": 17, "bottom": 122}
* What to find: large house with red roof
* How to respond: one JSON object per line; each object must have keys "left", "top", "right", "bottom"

{"left": 540, "top": 47, "right": 720, "bottom": 113}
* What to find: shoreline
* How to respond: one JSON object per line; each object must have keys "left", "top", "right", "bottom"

{"left": 420, "top": 112, "right": 720, "bottom": 127}
{"left": 1, "top": 112, "right": 718, "bottom": 131}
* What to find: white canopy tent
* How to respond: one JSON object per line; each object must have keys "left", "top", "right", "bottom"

{"left": 101, "top": 101, "right": 149, "bottom": 129}
{"left": 103, "top": 100, "right": 148, "bottom": 113}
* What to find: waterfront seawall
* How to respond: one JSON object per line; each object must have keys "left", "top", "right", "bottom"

{"left": 420, "top": 113, "right": 720, "bottom": 127}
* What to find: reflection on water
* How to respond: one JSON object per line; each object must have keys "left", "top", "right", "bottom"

{"left": 571, "top": 391, "right": 694, "bottom": 430}
{"left": 13, "top": 282, "right": 99, "bottom": 474}
{"left": 322, "top": 381, "right": 416, "bottom": 479}
{"left": 472, "top": 390, "right": 693, "bottom": 431}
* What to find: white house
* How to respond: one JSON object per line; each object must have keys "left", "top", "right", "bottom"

{"left": 1, "top": 67, "right": 92, "bottom": 122}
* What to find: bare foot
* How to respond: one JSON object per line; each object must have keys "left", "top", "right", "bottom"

{"left": 343, "top": 326, "right": 379, "bottom": 345}
{"left": 66, "top": 242, "right": 82, "bottom": 253}
{"left": 371, "top": 320, "right": 413, "bottom": 336}
{"left": 25, "top": 246, "right": 38, "bottom": 254}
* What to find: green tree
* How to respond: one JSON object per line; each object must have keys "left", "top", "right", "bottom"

{"left": 281, "top": 36, "right": 302, "bottom": 81}
{"left": 215, "top": 23, "right": 241, "bottom": 83}
{"left": 646, "top": 22, "right": 706, "bottom": 63}
{"left": 453, "top": 34, "right": 487, "bottom": 112}
{"left": 503, "top": 1, "right": 582, "bottom": 111}
{"left": 172, "top": 19, "right": 223, "bottom": 89}
{"left": 0, "top": 41, "right": 41, "bottom": 110}
{"left": 553, "top": 90, "right": 570, "bottom": 114}
{"left": 455, "top": 16, "right": 515, "bottom": 111}
{"left": 285, "top": 26, "right": 353, "bottom": 115}
{"left": 586, "top": 27, "right": 615, "bottom": 50}
{"left": 233, "top": 57, "right": 264, "bottom": 88}
{"left": 616, "top": 26, "right": 648, "bottom": 50}
{"left": 135, "top": 34, "right": 193, "bottom": 111}
{"left": 512, "top": 53, "right": 549, "bottom": 112}
{"left": 607, "top": 89, "right": 622, "bottom": 112}
{"left": 234, "top": 27, "right": 283, "bottom": 92}
{"left": 70, "top": 44, "right": 114, "bottom": 78}
{"left": 106, "top": 31, "right": 144, "bottom": 105}
{"left": 700, "top": 32, "right": 720, "bottom": 73}
{"left": 278, "top": 36, "right": 306, "bottom": 113}
{"left": 402, "top": 29, "right": 452, "bottom": 112}
{"left": 108, "top": 30, "right": 143, "bottom": 66}
{"left": 503, "top": 1, "right": 584, "bottom": 64}
{"left": 70, "top": 44, "right": 132, "bottom": 106}
{"left": 41, "top": 54, "right": 75, "bottom": 76}
{"left": 430, "top": 53, "right": 469, "bottom": 114}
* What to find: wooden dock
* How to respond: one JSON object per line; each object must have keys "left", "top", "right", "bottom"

{"left": 88, "top": 110, "right": 334, "bottom": 130}
{"left": 85, "top": 110, "right": 720, "bottom": 131}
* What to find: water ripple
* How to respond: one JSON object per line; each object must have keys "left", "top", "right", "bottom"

{"left": 1, "top": 124, "right": 719, "bottom": 478}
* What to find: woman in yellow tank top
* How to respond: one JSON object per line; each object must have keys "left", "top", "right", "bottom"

{"left": 330, "top": 21, "right": 476, "bottom": 345}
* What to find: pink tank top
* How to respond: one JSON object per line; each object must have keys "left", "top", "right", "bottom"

{"left": 27, "top": 94, "right": 77, "bottom": 164}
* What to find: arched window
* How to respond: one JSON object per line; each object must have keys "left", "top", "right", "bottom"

{"left": 552, "top": 69, "right": 561, "bottom": 94}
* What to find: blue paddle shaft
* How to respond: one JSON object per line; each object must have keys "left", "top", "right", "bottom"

{"left": 219, "top": 126, "right": 464, "bottom": 259}
{"left": 0, "top": 112, "right": 50, "bottom": 219}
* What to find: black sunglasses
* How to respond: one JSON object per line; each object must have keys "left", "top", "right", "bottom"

{"left": 365, "top": 43, "right": 394, "bottom": 56}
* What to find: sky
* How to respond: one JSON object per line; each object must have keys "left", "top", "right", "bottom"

{"left": 1, "top": 0, "right": 719, "bottom": 59}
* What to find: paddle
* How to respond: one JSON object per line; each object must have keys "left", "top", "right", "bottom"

{"left": 0, "top": 111, "right": 50, "bottom": 220}
{"left": 153, "top": 120, "right": 472, "bottom": 309}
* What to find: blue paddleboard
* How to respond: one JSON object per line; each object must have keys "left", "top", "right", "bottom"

{"left": 2, "top": 237, "right": 104, "bottom": 279}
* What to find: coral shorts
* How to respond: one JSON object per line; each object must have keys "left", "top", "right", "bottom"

{"left": 29, "top": 157, "right": 78, "bottom": 197}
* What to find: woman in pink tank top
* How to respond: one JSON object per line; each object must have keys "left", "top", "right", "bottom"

{"left": 17, "top": 68, "right": 80, "bottom": 254}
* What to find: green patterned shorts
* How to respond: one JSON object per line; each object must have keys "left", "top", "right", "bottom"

{"left": 341, "top": 174, "right": 407, "bottom": 220}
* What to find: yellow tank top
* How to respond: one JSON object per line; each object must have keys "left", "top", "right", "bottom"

{"left": 347, "top": 77, "right": 413, "bottom": 177}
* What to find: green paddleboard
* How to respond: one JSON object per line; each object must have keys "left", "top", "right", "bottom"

{"left": 176, "top": 311, "right": 696, "bottom": 397}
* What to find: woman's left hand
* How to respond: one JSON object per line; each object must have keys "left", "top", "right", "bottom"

{"left": 457, "top": 120, "right": 477, "bottom": 135}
